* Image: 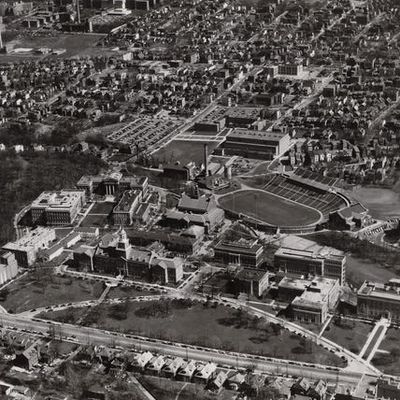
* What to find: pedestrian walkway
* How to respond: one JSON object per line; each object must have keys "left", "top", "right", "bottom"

{"left": 318, "top": 314, "right": 333, "bottom": 338}
{"left": 359, "top": 317, "right": 390, "bottom": 362}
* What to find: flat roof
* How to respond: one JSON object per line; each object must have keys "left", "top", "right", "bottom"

{"left": 214, "top": 238, "right": 263, "bottom": 255}
{"left": 3, "top": 227, "right": 55, "bottom": 250}
{"left": 227, "top": 129, "right": 288, "bottom": 141}
{"left": 31, "top": 190, "right": 84, "bottom": 210}
{"left": 236, "top": 268, "right": 269, "bottom": 281}
{"left": 358, "top": 281, "right": 400, "bottom": 302}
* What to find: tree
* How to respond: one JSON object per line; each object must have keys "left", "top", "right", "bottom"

{"left": 256, "top": 386, "right": 281, "bottom": 400}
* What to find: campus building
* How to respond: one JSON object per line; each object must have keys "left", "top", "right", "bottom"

{"left": 30, "top": 190, "right": 85, "bottom": 226}
{"left": 232, "top": 268, "right": 270, "bottom": 297}
{"left": 77, "top": 172, "right": 148, "bottom": 197}
{"left": 219, "top": 129, "right": 290, "bottom": 160}
{"left": 357, "top": 280, "right": 400, "bottom": 322}
{"left": 0, "top": 251, "right": 18, "bottom": 285}
{"left": 72, "top": 228, "right": 183, "bottom": 284}
{"left": 112, "top": 190, "right": 142, "bottom": 225}
{"left": 328, "top": 203, "right": 369, "bottom": 231}
{"left": 274, "top": 246, "right": 346, "bottom": 285}
{"left": 278, "top": 276, "right": 340, "bottom": 324}
{"left": 214, "top": 238, "right": 264, "bottom": 268}
{"left": 2, "top": 227, "right": 56, "bottom": 267}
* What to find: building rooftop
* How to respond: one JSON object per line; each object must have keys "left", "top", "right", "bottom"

{"left": 358, "top": 281, "right": 400, "bottom": 301}
{"left": 227, "top": 128, "right": 288, "bottom": 141}
{"left": 3, "top": 227, "right": 55, "bottom": 251}
{"left": 277, "top": 235, "right": 345, "bottom": 262}
{"left": 31, "top": 190, "right": 84, "bottom": 211}
{"left": 114, "top": 190, "right": 140, "bottom": 212}
{"left": 236, "top": 268, "right": 269, "bottom": 282}
{"left": 215, "top": 237, "right": 263, "bottom": 255}
{"left": 279, "top": 276, "right": 338, "bottom": 296}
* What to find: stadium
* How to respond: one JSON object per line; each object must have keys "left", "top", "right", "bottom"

{"left": 218, "top": 168, "right": 352, "bottom": 234}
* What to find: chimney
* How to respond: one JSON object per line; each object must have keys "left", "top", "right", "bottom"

{"left": 0, "top": 17, "right": 3, "bottom": 50}
{"left": 203, "top": 143, "right": 209, "bottom": 176}
{"left": 76, "top": 0, "right": 81, "bottom": 24}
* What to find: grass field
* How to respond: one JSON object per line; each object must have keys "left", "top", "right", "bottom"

{"left": 80, "top": 214, "right": 109, "bottom": 227}
{"left": 0, "top": 273, "right": 102, "bottom": 313}
{"left": 346, "top": 256, "right": 398, "bottom": 287}
{"left": 218, "top": 190, "right": 321, "bottom": 227}
{"left": 323, "top": 318, "right": 372, "bottom": 354}
{"left": 153, "top": 140, "right": 219, "bottom": 166}
{"left": 90, "top": 202, "right": 115, "bottom": 214}
{"left": 372, "top": 328, "right": 400, "bottom": 375}
{"left": 41, "top": 299, "right": 344, "bottom": 366}
{"left": 352, "top": 186, "right": 400, "bottom": 219}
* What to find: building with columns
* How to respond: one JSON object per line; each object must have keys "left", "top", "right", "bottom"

{"left": 77, "top": 172, "right": 148, "bottom": 197}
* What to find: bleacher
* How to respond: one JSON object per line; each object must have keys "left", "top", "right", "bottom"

{"left": 294, "top": 167, "right": 338, "bottom": 187}
{"left": 263, "top": 174, "right": 346, "bottom": 218}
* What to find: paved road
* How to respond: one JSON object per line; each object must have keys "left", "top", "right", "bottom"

{"left": 0, "top": 313, "right": 369, "bottom": 386}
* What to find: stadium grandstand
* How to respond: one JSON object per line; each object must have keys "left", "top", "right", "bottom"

{"left": 263, "top": 170, "right": 349, "bottom": 219}
{"left": 293, "top": 167, "right": 339, "bottom": 187}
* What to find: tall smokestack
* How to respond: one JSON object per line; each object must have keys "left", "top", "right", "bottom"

{"left": 204, "top": 143, "right": 209, "bottom": 177}
{"left": 76, "top": 0, "right": 81, "bottom": 24}
{"left": 0, "top": 17, "right": 3, "bottom": 50}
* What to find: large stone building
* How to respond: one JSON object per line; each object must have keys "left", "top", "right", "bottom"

{"left": 30, "top": 190, "right": 85, "bottom": 226}
{"left": 232, "top": 268, "right": 270, "bottom": 297}
{"left": 72, "top": 228, "right": 183, "bottom": 284}
{"left": 274, "top": 245, "right": 346, "bottom": 285}
{"left": 214, "top": 238, "right": 264, "bottom": 268}
{"left": 219, "top": 129, "right": 290, "bottom": 160}
{"left": 112, "top": 190, "right": 142, "bottom": 225}
{"left": 163, "top": 194, "right": 224, "bottom": 233}
{"left": 357, "top": 279, "right": 400, "bottom": 322}
{"left": 77, "top": 172, "right": 148, "bottom": 197}
{"left": 278, "top": 276, "right": 340, "bottom": 324}
{"left": 3, "top": 227, "right": 56, "bottom": 267}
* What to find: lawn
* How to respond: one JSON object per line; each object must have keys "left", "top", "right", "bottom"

{"left": 80, "top": 214, "right": 110, "bottom": 227}
{"left": 323, "top": 317, "right": 372, "bottom": 354}
{"left": 0, "top": 273, "right": 103, "bottom": 313}
{"left": 90, "top": 202, "right": 115, "bottom": 214}
{"left": 40, "top": 299, "right": 345, "bottom": 366}
{"left": 372, "top": 328, "right": 400, "bottom": 375}
{"left": 152, "top": 140, "right": 220, "bottom": 166}
{"left": 346, "top": 255, "right": 398, "bottom": 288}
{"left": 218, "top": 190, "right": 321, "bottom": 227}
